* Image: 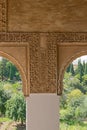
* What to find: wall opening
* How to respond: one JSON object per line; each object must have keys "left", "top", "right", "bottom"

{"left": 0, "top": 56, "right": 26, "bottom": 130}
{"left": 60, "top": 55, "right": 87, "bottom": 130}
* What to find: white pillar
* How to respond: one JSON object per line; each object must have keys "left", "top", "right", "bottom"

{"left": 58, "top": 96, "right": 60, "bottom": 130}
{"left": 26, "top": 96, "right": 30, "bottom": 130}
{"left": 26, "top": 94, "right": 59, "bottom": 130}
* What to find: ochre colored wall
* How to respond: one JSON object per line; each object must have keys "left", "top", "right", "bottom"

{"left": 7, "top": 0, "right": 87, "bottom": 32}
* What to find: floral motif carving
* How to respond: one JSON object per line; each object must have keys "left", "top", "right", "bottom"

{"left": 0, "top": 0, "right": 7, "bottom": 31}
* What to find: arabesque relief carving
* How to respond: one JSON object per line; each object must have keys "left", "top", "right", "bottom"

{"left": 1, "top": 0, "right": 87, "bottom": 95}
{"left": 0, "top": 0, "right": 7, "bottom": 32}
{"left": 0, "top": 33, "right": 87, "bottom": 95}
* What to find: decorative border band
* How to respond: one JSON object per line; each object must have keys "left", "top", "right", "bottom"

{"left": 0, "top": 32, "right": 87, "bottom": 42}
{"left": 0, "top": 32, "right": 40, "bottom": 42}
{"left": 0, "top": 0, "right": 7, "bottom": 32}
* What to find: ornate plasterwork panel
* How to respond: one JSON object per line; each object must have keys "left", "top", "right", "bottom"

{"left": 0, "top": 0, "right": 7, "bottom": 31}
{"left": 0, "top": 32, "right": 57, "bottom": 94}
{"left": 30, "top": 34, "right": 57, "bottom": 93}
{"left": 1, "top": 33, "right": 87, "bottom": 95}
{"left": 1, "top": 0, "right": 87, "bottom": 95}
{"left": 1, "top": 32, "right": 87, "bottom": 95}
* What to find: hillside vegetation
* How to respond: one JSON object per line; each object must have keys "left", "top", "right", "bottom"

{"left": 0, "top": 58, "right": 26, "bottom": 130}
{"left": 60, "top": 59, "right": 87, "bottom": 130}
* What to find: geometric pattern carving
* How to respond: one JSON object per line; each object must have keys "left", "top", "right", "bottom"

{"left": 47, "top": 32, "right": 87, "bottom": 43}
{"left": 0, "top": 0, "right": 7, "bottom": 31}
{"left": 0, "top": 32, "right": 58, "bottom": 94}
{"left": 1, "top": 32, "right": 87, "bottom": 42}
{"left": 47, "top": 35, "right": 57, "bottom": 93}
{"left": 29, "top": 35, "right": 41, "bottom": 93}
{"left": 0, "top": 32, "right": 87, "bottom": 95}
{"left": 30, "top": 34, "right": 57, "bottom": 93}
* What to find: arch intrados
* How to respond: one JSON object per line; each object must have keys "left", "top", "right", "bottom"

{"left": 0, "top": 50, "right": 27, "bottom": 96}
{"left": 60, "top": 50, "right": 87, "bottom": 95}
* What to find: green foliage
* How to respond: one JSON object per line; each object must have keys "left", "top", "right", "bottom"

{"left": 76, "top": 59, "right": 84, "bottom": 82}
{"left": 0, "top": 57, "right": 25, "bottom": 126}
{"left": 66, "top": 63, "right": 75, "bottom": 75}
{"left": 60, "top": 107, "right": 75, "bottom": 124}
{"left": 0, "top": 58, "right": 21, "bottom": 81}
{"left": 0, "top": 87, "right": 10, "bottom": 115}
{"left": 82, "top": 74, "right": 87, "bottom": 85}
{"left": 60, "top": 58, "right": 87, "bottom": 126}
{"left": 84, "top": 63, "right": 87, "bottom": 74}
{"left": 67, "top": 89, "right": 83, "bottom": 100}
{"left": 0, "top": 117, "right": 11, "bottom": 122}
{"left": 6, "top": 93, "right": 26, "bottom": 125}
{"left": 70, "top": 63, "right": 75, "bottom": 76}
{"left": 60, "top": 122, "right": 87, "bottom": 130}
{"left": 77, "top": 96, "right": 87, "bottom": 119}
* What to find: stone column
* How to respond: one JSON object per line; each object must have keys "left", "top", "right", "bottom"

{"left": 27, "top": 94, "right": 59, "bottom": 130}
{"left": 58, "top": 95, "right": 60, "bottom": 130}
{"left": 26, "top": 96, "right": 30, "bottom": 130}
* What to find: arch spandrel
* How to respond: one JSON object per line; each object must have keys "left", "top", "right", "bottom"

{"left": 0, "top": 42, "right": 30, "bottom": 97}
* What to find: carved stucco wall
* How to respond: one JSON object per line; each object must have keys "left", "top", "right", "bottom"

{"left": 1, "top": 0, "right": 87, "bottom": 95}
{"left": 0, "top": 33, "right": 57, "bottom": 94}
{"left": 0, "top": 0, "right": 7, "bottom": 31}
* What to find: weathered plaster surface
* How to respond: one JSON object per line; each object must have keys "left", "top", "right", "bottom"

{"left": 8, "top": 0, "right": 87, "bottom": 31}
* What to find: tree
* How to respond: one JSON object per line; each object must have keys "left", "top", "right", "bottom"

{"left": 0, "top": 58, "right": 8, "bottom": 81}
{"left": 83, "top": 61, "right": 86, "bottom": 74}
{"left": 66, "top": 64, "right": 71, "bottom": 73}
{"left": 76, "top": 59, "right": 84, "bottom": 82}
{"left": 74, "top": 96, "right": 87, "bottom": 122}
{"left": 60, "top": 57, "right": 87, "bottom": 125}
{"left": 61, "top": 89, "right": 84, "bottom": 124}
{"left": 70, "top": 63, "right": 75, "bottom": 76}
{"left": 6, "top": 61, "right": 21, "bottom": 81}
{"left": 0, "top": 87, "right": 10, "bottom": 115}
{"left": 84, "top": 63, "right": 87, "bottom": 74}
{"left": 66, "top": 63, "right": 75, "bottom": 75}
{"left": 6, "top": 93, "right": 26, "bottom": 125}
{"left": 0, "top": 58, "right": 21, "bottom": 81}
{"left": 67, "top": 89, "right": 83, "bottom": 108}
